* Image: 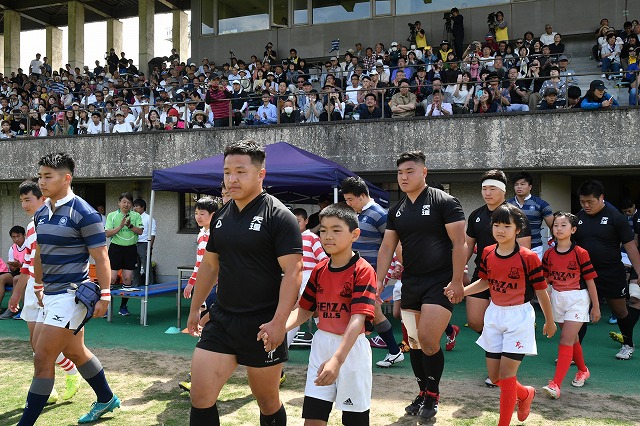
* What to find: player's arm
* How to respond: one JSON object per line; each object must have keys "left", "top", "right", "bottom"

{"left": 8, "top": 272, "right": 28, "bottom": 312}
{"left": 585, "top": 278, "right": 601, "bottom": 322}
{"left": 461, "top": 278, "right": 489, "bottom": 297}
{"left": 188, "top": 250, "right": 219, "bottom": 335}
{"left": 258, "top": 253, "right": 303, "bottom": 352}
{"left": 376, "top": 229, "right": 400, "bottom": 293}
{"left": 622, "top": 240, "right": 640, "bottom": 278}
{"left": 543, "top": 214, "right": 554, "bottom": 229}
{"left": 104, "top": 214, "right": 125, "bottom": 238}
{"left": 535, "top": 285, "right": 557, "bottom": 338}
{"left": 128, "top": 215, "right": 144, "bottom": 236}
{"left": 517, "top": 235, "right": 531, "bottom": 249}
{"left": 285, "top": 306, "right": 314, "bottom": 331}
{"left": 89, "top": 245, "right": 111, "bottom": 317}
{"left": 445, "top": 220, "right": 467, "bottom": 303}
{"left": 314, "top": 313, "right": 367, "bottom": 387}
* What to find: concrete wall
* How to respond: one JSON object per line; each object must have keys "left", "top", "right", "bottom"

{"left": 0, "top": 108, "right": 639, "bottom": 280}
{"left": 191, "top": 0, "right": 640, "bottom": 64}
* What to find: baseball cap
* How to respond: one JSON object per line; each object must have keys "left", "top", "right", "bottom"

{"left": 590, "top": 79, "right": 606, "bottom": 90}
{"left": 391, "top": 42, "right": 398, "bottom": 47}
{"left": 543, "top": 87, "right": 558, "bottom": 96}
{"left": 232, "top": 80, "right": 240, "bottom": 85}
{"left": 369, "top": 70, "right": 379, "bottom": 75}
{"left": 115, "top": 110, "right": 124, "bottom": 116}
{"left": 330, "top": 56, "right": 338, "bottom": 61}
{"left": 375, "top": 60, "right": 384, "bottom": 66}
{"left": 558, "top": 55, "right": 569, "bottom": 62}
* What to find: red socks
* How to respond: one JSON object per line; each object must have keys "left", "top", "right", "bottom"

{"left": 498, "top": 376, "right": 517, "bottom": 426}
{"left": 553, "top": 344, "right": 574, "bottom": 386}
{"left": 573, "top": 341, "right": 587, "bottom": 372}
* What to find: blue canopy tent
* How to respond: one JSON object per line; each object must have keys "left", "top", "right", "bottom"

{"left": 151, "top": 141, "right": 388, "bottom": 204}
{"left": 141, "top": 142, "right": 388, "bottom": 325}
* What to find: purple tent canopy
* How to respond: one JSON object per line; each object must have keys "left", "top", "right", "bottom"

{"left": 152, "top": 142, "right": 388, "bottom": 205}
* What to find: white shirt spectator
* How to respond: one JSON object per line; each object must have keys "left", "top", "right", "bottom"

{"left": 138, "top": 211, "right": 157, "bottom": 243}
{"left": 426, "top": 102, "right": 453, "bottom": 116}
{"left": 540, "top": 32, "right": 557, "bottom": 46}
{"left": 87, "top": 121, "right": 104, "bottom": 134}
{"left": 30, "top": 58, "right": 43, "bottom": 75}
{"left": 112, "top": 122, "right": 133, "bottom": 133}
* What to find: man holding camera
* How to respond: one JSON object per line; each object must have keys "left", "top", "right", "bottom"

{"left": 451, "top": 8, "right": 465, "bottom": 59}
{"left": 106, "top": 192, "right": 143, "bottom": 317}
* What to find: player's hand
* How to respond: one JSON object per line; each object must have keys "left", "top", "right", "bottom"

{"left": 119, "top": 216, "right": 127, "bottom": 227}
{"left": 391, "top": 265, "right": 403, "bottom": 279}
{"left": 375, "top": 280, "right": 384, "bottom": 304}
{"left": 188, "top": 310, "right": 203, "bottom": 336}
{"left": 198, "top": 312, "right": 210, "bottom": 329}
{"left": 93, "top": 299, "right": 109, "bottom": 318}
{"left": 542, "top": 321, "right": 557, "bottom": 338}
{"left": 444, "top": 280, "right": 464, "bottom": 304}
{"left": 590, "top": 306, "right": 601, "bottom": 323}
{"left": 314, "top": 356, "right": 341, "bottom": 386}
{"left": 34, "top": 289, "right": 44, "bottom": 307}
{"left": 257, "top": 319, "right": 286, "bottom": 353}
{"left": 463, "top": 271, "right": 471, "bottom": 286}
{"left": 8, "top": 293, "right": 21, "bottom": 313}
{"left": 183, "top": 283, "right": 194, "bottom": 299}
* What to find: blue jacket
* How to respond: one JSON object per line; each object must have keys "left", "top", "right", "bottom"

{"left": 580, "top": 93, "right": 619, "bottom": 110}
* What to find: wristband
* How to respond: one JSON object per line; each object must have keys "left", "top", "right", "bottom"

{"left": 100, "top": 289, "right": 111, "bottom": 296}
{"left": 100, "top": 295, "right": 112, "bottom": 301}
{"left": 463, "top": 266, "right": 469, "bottom": 273}
{"left": 34, "top": 284, "right": 44, "bottom": 291}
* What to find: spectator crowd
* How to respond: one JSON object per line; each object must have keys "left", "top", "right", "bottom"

{"left": 1, "top": 12, "right": 639, "bottom": 138}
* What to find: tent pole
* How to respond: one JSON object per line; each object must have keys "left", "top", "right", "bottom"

{"left": 142, "top": 190, "right": 155, "bottom": 326}
{"left": 333, "top": 186, "right": 338, "bottom": 203}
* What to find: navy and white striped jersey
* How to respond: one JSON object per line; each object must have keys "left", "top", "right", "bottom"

{"left": 353, "top": 200, "right": 387, "bottom": 268}
{"left": 34, "top": 192, "right": 106, "bottom": 295}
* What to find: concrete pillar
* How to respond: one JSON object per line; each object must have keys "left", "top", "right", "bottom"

{"left": 46, "top": 26, "right": 63, "bottom": 74}
{"left": 0, "top": 35, "right": 4, "bottom": 75}
{"left": 172, "top": 10, "right": 189, "bottom": 63}
{"left": 3, "top": 10, "right": 20, "bottom": 77}
{"left": 106, "top": 18, "right": 123, "bottom": 56}
{"left": 67, "top": 1, "right": 85, "bottom": 71}
{"left": 138, "top": 0, "right": 155, "bottom": 70}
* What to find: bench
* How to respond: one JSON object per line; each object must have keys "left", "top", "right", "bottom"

{"left": 107, "top": 280, "right": 188, "bottom": 326}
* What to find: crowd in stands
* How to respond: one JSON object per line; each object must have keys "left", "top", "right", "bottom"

{"left": 1, "top": 13, "right": 639, "bottom": 138}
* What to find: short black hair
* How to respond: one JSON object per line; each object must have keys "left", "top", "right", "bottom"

{"left": 118, "top": 192, "right": 133, "bottom": 202}
{"left": 341, "top": 176, "right": 369, "bottom": 197}
{"left": 292, "top": 208, "right": 308, "bottom": 220}
{"left": 620, "top": 198, "right": 635, "bottom": 210}
{"left": 397, "top": 151, "right": 426, "bottom": 167}
{"left": 491, "top": 203, "right": 527, "bottom": 233}
{"left": 552, "top": 211, "right": 578, "bottom": 228}
{"left": 133, "top": 198, "right": 146, "bottom": 210}
{"left": 9, "top": 225, "right": 26, "bottom": 236}
{"left": 195, "top": 196, "right": 219, "bottom": 214}
{"left": 18, "top": 179, "right": 42, "bottom": 198}
{"left": 481, "top": 169, "right": 507, "bottom": 185}
{"left": 224, "top": 140, "right": 266, "bottom": 167}
{"left": 364, "top": 92, "right": 376, "bottom": 100}
{"left": 567, "top": 86, "right": 582, "bottom": 99}
{"left": 512, "top": 171, "right": 533, "bottom": 186}
{"left": 38, "top": 152, "right": 75, "bottom": 175}
{"left": 319, "top": 203, "right": 359, "bottom": 232}
{"left": 577, "top": 180, "right": 604, "bottom": 199}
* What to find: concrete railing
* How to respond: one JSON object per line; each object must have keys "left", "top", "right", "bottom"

{"left": 2, "top": 107, "right": 639, "bottom": 181}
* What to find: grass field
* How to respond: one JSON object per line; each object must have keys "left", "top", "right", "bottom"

{"left": 1, "top": 295, "right": 639, "bottom": 425}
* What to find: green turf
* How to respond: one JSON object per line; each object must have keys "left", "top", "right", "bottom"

{"left": 1, "top": 295, "right": 638, "bottom": 396}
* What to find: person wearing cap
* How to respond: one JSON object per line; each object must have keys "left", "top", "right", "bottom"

{"left": 374, "top": 60, "right": 390, "bottom": 84}
{"left": 263, "top": 42, "right": 277, "bottom": 64}
{"left": 538, "top": 87, "right": 563, "bottom": 110}
{"left": 625, "top": 48, "right": 640, "bottom": 105}
{"left": 112, "top": 109, "right": 132, "bottom": 133}
{"left": 482, "top": 34, "right": 499, "bottom": 53}
{"left": 438, "top": 41, "right": 453, "bottom": 62}
{"left": 389, "top": 42, "right": 401, "bottom": 67}
{"left": 230, "top": 81, "right": 248, "bottom": 126}
{"left": 450, "top": 7, "right": 465, "bottom": 58}
{"left": 621, "top": 34, "right": 638, "bottom": 71}
{"left": 189, "top": 110, "right": 211, "bottom": 129}
{"left": 257, "top": 92, "right": 278, "bottom": 125}
{"left": 557, "top": 55, "right": 578, "bottom": 86}
{"left": 581, "top": 79, "right": 619, "bottom": 109}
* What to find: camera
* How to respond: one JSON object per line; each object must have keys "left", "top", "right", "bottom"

{"left": 487, "top": 12, "right": 498, "bottom": 31}
{"left": 443, "top": 12, "right": 453, "bottom": 33}
{"left": 407, "top": 22, "right": 417, "bottom": 43}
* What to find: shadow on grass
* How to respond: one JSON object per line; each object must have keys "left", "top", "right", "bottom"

{"left": 0, "top": 401, "right": 73, "bottom": 425}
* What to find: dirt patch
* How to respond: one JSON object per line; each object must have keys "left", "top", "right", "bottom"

{"left": 1, "top": 339, "right": 638, "bottom": 425}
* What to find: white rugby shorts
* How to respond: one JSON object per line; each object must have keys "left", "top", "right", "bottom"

{"left": 305, "top": 329, "right": 372, "bottom": 412}
{"left": 531, "top": 246, "right": 543, "bottom": 260}
{"left": 476, "top": 302, "right": 537, "bottom": 356}
{"left": 42, "top": 291, "right": 87, "bottom": 330}
{"left": 550, "top": 288, "right": 590, "bottom": 323}
{"left": 21, "top": 278, "right": 43, "bottom": 323}
{"left": 392, "top": 279, "right": 402, "bottom": 302}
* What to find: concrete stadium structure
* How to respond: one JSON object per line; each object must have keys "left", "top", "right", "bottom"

{"left": 0, "top": 109, "right": 639, "bottom": 281}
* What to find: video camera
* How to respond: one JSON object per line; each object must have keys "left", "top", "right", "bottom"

{"left": 443, "top": 12, "right": 453, "bottom": 33}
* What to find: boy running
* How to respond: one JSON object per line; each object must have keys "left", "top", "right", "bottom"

{"left": 286, "top": 203, "right": 377, "bottom": 425}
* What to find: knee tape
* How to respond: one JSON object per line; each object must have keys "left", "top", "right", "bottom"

{"left": 401, "top": 310, "right": 420, "bottom": 349}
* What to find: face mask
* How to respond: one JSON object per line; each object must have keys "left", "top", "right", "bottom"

{"left": 284, "top": 106, "right": 293, "bottom": 114}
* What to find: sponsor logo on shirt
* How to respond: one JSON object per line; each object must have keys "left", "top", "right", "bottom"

{"left": 52, "top": 315, "right": 64, "bottom": 322}
{"left": 567, "top": 261, "right": 578, "bottom": 270}
{"left": 215, "top": 220, "right": 222, "bottom": 229}
{"left": 343, "top": 398, "right": 354, "bottom": 406}
{"left": 59, "top": 217, "right": 68, "bottom": 227}
{"left": 37, "top": 218, "right": 46, "bottom": 225}
{"left": 508, "top": 267, "right": 520, "bottom": 279}
{"left": 395, "top": 210, "right": 402, "bottom": 217}
{"left": 600, "top": 217, "right": 609, "bottom": 225}
{"left": 422, "top": 204, "right": 431, "bottom": 216}
{"left": 476, "top": 217, "right": 481, "bottom": 222}
{"left": 339, "top": 283, "right": 352, "bottom": 297}
{"left": 249, "top": 216, "right": 263, "bottom": 231}
{"left": 515, "top": 341, "right": 523, "bottom": 350}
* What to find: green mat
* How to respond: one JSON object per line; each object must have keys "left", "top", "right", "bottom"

{"left": 1, "top": 295, "right": 637, "bottom": 395}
